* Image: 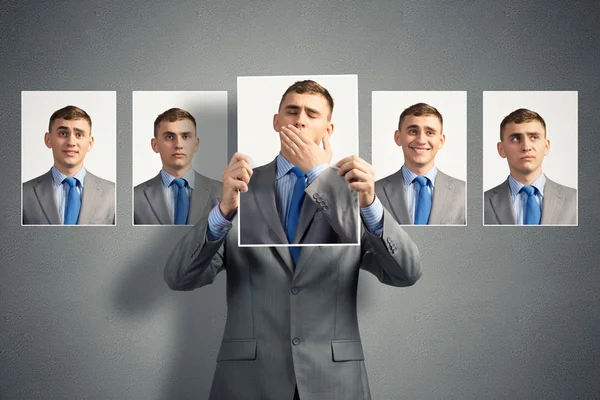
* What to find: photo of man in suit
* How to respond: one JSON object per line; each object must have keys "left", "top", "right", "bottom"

{"left": 134, "top": 108, "right": 221, "bottom": 225}
{"left": 22, "top": 105, "right": 115, "bottom": 225}
{"left": 375, "top": 103, "right": 466, "bottom": 225}
{"left": 484, "top": 108, "right": 577, "bottom": 225}
{"left": 164, "top": 80, "right": 422, "bottom": 400}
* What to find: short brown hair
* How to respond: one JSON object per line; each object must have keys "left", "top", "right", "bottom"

{"left": 49, "top": 105, "right": 92, "bottom": 132}
{"left": 278, "top": 80, "right": 334, "bottom": 119}
{"left": 398, "top": 103, "right": 443, "bottom": 131}
{"left": 500, "top": 108, "right": 546, "bottom": 140}
{"left": 154, "top": 108, "right": 197, "bottom": 137}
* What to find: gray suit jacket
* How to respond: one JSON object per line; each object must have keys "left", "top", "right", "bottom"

{"left": 375, "top": 167, "right": 466, "bottom": 225}
{"left": 484, "top": 177, "right": 577, "bottom": 225}
{"left": 133, "top": 171, "right": 221, "bottom": 225}
{"left": 239, "top": 160, "right": 359, "bottom": 245}
{"left": 22, "top": 169, "right": 115, "bottom": 225}
{"left": 164, "top": 165, "right": 422, "bottom": 400}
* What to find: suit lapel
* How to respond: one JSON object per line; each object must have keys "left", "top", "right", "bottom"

{"left": 294, "top": 244, "right": 316, "bottom": 276}
{"left": 383, "top": 168, "right": 412, "bottom": 224}
{"left": 33, "top": 170, "right": 60, "bottom": 224}
{"left": 78, "top": 172, "right": 101, "bottom": 224}
{"left": 429, "top": 171, "right": 451, "bottom": 225}
{"left": 144, "top": 174, "right": 172, "bottom": 224}
{"left": 251, "top": 160, "right": 288, "bottom": 243}
{"left": 541, "top": 178, "right": 563, "bottom": 224}
{"left": 293, "top": 195, "right": 318, "bottom": 244}
{"left": 188, "top": 172, "right": 212, "bottom": 224}
{"left": 250, "top": 160, "right": 293, "bottom": 273}
{"left": 490, "top": 179, "right": 516, "bottom": 224}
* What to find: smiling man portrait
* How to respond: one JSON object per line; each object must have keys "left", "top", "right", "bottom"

{"left": 22, "top": 105, "right": 115, "bottom": 225}
{"left": 375, "top": 102, "right": 466, "bottom": 225}
{"left": 484, "top": 108, "right": 577, "bottom": 225}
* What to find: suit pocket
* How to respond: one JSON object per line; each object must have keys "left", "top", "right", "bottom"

{"left": 216, "top": 339, "right": 257, "bottom": 361}
{"left": 331, "top": 339, "right": 364, "bottom": 362}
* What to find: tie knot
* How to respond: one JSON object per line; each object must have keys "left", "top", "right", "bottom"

{"left": 172, "top": 178, "right": 187, "bottom": 189}
{"left": 520, "top": 185, "right": 536, "bottom": 196}
{"left": 63, "top": 177, "right": 78, "bottom": 188}
{"left": 290, "top": 166, "right": 306, "bottom": 178}
{"left": 413, "top": 176, "right": 429, "bottom": 188}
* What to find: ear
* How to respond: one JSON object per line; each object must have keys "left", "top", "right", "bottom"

{"left": 273, "top": 113, "right": 280, "bottom": 132}
{"left": 438, "top": 132, "right": 446, "bottom": 150}
{"left": 151, "top": 138, "right": 159, "bottom": 154}
{"left": 394, "top": 130, "right": 402, "bottom": 147}
{"left": 44, "top": 132, "right": 52, "bottom": 149}
{"left": 326, "top": 122, "right": 334, "bottom": 139}
{"left": 194, "top": 136, "right": 200, "bottom": 153}
{"left": 497, "top": 142, "right": 506, "bottom": 158}
{"left": 544, "top": 138, "right": 550, "bottom": 156}
{"left": 87, "top": 135, "right": 95, "bottom": 152}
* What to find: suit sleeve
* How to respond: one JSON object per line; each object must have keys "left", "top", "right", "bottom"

{"left": 163, "top": 216, "right": 227, "bottom": 291}
{"left": 304, "top": 166, "right": 359, "bottom": 243}
{"left": 360, "top": 207, "right": 422, "bottom": 287}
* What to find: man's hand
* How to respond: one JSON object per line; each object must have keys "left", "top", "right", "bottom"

{"left": 335, "top": 155, "right": 376, "bottom": 208}
{"left": 279, "top": 125, "right": 332, "bottom": 172}
{"left": 220, "top": 152, "right": 253, "bottom": 217}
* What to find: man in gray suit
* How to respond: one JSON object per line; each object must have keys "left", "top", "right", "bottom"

{"left": 484, "top": 108, "right": 577, "bottom": 225}
{"left": 164, "top": 80, "right": 422, "bottom": 399}
{"left": 375, "top": 103, "right": 466, "bottom": 225}
{"left": 134, "top": 108, "right": 221, "bottom": 225}
{"left": 22, "top": 105, "right": 115, "bottom": 225}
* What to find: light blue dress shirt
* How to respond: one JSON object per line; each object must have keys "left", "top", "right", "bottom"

{"left": 401, "top": 165, "right": 437, "bottom": 223}
{"left": 207, "top": 154, "right": 384, "bottom": 241}
{"left": 51, "top": 166, "right": 86, "bottom": 224}
{"left": 160, "top": 168, "right": 196, "bottom": 224}
{"left": 508, "top": 174, "right": 546, "bottom": 225}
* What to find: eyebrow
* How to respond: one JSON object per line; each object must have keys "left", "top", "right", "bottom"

{"left": 284, "top": 105, "right": 321, "bottom": 116}
{"left": 405, "top": 124, "right": 438, "bottom": 132}
{"left": 56, "top": 126, "right": 86, "bottom": 133}
{"left": 162, "top": 131, "right": 194, "bottom": 136}
{"left": 508, "top": 131, "right": 542, "bottom": 137}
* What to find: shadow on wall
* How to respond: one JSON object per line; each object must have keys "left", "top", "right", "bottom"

{"left": 111, "top": 225, "right": 226, "bottom": 399}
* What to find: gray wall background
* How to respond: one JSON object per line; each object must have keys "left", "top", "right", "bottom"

{"left": 1, "top": 1, "right": 599, "bottom": 399}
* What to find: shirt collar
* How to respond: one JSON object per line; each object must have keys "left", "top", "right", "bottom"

{"left": 160, "top": 168, "right": 196, "bottom": 190}
{"left": 275, "top": 153, "right": 296, "bottom": 180}
{"left": 51, "top": 166, "right": 87, "bottom": 188}
{"left": 508, "top": 173, "right": 546, "bottom": 201}
{"left": 401, "top": 164, "right": 438, "bottom": 187}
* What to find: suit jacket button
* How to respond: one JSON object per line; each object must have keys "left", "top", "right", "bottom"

{"left": 291, "top": 287, "right": 300, "bottom": 295}
{"left": 313, "top": 193, "right": 320, "bottom": 199}
{"left": 292, "top": 337, "right": 301, "bottom": 346}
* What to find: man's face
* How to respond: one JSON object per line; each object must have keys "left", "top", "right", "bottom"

{"left": 152, "top": 119, "right": 199, "bottom": 174}
{"left": 394, "top": 114, "right": 445, "bottom": 172}
{"left": 44, "top": 118, "right": 94, "bottom": 172}
{"left": 273, "top": 92, "right": 334, "bottom": 145}
{"left": 497, "top": 120, "right": 550, "bottom": 178}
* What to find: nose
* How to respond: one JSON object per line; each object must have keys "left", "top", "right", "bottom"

{"left": 294, "top": 111, "right": 307, "bottom": 129}
{"left": 174, "top": 135, "right": 183, "bottom": 148}
{"left": 416, "top": 130, "right": 427, "bottom": 143}
{"left": 66, "top": 132, "right": 76, "bottom": 146}
{"left": 522, "top": 137, "right": 533, "bottom": 151}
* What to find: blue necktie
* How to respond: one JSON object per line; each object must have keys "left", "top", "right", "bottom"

{"left": 286, "top": 167, "right": 307, "bottom": 264}
{"left": 172, "top": 178, "right": 190, "bottom": 225}
{"left": 520, "top": 185, "right": 541, "bottom": 225}
{"left": 413, "top": 176, "right": 431, "bottom": 225}
{"left": 63, "top": 177, "right": 81, "bottom": 225}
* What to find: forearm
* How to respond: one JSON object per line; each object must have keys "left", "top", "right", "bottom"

{"left": 360, "top": 208, "right": 422, "bottom": 287}
{"left": 164, "top": 216, "right": 226, "bottom": 291}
